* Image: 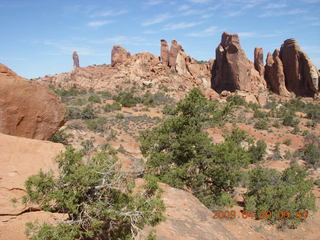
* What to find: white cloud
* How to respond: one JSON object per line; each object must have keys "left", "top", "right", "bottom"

{"left": 264, "top": 3, "right": 287, "bottom": 9}
{"left": 178, "top": 4, "right": 190, "bottom": 11}
{"left": 163, "top": 21, "right": 202, "bottom": 30}
{"left": 142, "top": 13, "right": 172, "bottom": 26}
{"left": 87, "top": 20, "right": 112, "bottom": 27}
{"left": 260, "top": 9, "right": 306, "bottom": 17}
{"left": 187, "top": 26, "right": 219, "bottom": 37}
{"left": 188, "top": 0, "right": 211, "bottom": 3}
{"left": 90, "top": 9, "right": 128, "bottom": 18}
{"left": 303, "top": 0, "right": 320, "bottom": 3}
{"left": 145, "top": 0, "right": 163, "bottom": 6}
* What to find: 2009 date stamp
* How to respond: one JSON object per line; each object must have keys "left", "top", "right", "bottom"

{"left": 211, "top": 210, "right": 309, "bottom": 220}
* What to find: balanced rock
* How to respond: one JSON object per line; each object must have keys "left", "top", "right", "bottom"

{"left": 111, "top": 45, "right": 131, "bottom": 67}
{"left": 254, "top": 47, "right": 264, "bottom": 77}
{"left": 211, "top": 32, "right": 265, "bottom": 93}
{"left": 160, "top": 39, "right": 169, "bottom": 66}
{"left": 72, "top": 51, "right": 80, "bottom": 68}
{"left": 169, "top": 40, "right": 182, "bottom": 68}
{"left": 280, "top": 39, "right": 319, "bottom": 96}
{"left": 0, "top": 64, "right": 66, "bottom": 140}
{"left": 265, "top": 50, "right": 291, "bottom": 96}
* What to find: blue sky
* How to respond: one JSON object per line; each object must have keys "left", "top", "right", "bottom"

{"left": 0, "top": 0, "right": 319, "bottom": 79}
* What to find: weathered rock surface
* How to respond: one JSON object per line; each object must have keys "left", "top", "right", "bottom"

{"left": 265, "top": 50, "right": 291, "bottom": 96}
{"left": 0, "top": 133, "right": 65, "bottom": 240}
{"left": 254, "top": 47, "right": 265, "bottom": 77}
{"left": 211, "top": 32, "right": 265, "bottom": 93}
{"left": 169, "top": 40, "right": 182, "bottom": 68}
{"left": 175, "top": 50, "right": 191, "bottom": 76}
{"left": 111, "top": 45, "right": 131, "bottom": 67}
{"left": 0, "top": 133, "right": 64, "bottom": 215}
{"left": 72, "top": 51, "right": 80, "bottom": 68}
{"left": 280, "top": 38, "right": 320, "bottom": 97}
{"left": 160, "top": 39, "right": 169, "bottom": 66}
{"left": 0, "top": 64, "right": 66, "bottom": 140}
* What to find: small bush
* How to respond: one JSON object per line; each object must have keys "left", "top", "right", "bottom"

{"left": 113, "top": 91, "right": 138, "bottom": 107}
{"left": 254, "top": 119, "right": 268, "bottom": 130}
{"left": 104, "top": 102, "right": 121, "bottom": 112}
{"left": 226, "top": 95, "right": 246, "bottom": 106}
{"left": 283, "top": 139, "right": 292, "bottom": 146}
{"left": 162, "top": 104, "right": 176, "bottom": 115}
{"left": 283, "top": 113, "right": 299, "bottom": 127}
{"left": 97, "top": 91, "right": 113, "bottom": 99}
{"left": 86, "top": 117, "right": 107, "bottom": 132}
{"left": 49, "top": 130, "right": 69, "bottom": 145}
{"left": 80, "top": 104, "right": 96, "bottom": 120}
{"left": 88, "top": 95, "right": 102, "bottom": 103}
{"left": 244, "top": 165, "right": 316, "bottom": 228}
{"left": 115, "top": 113, "right": 124, "bottom": 119}
{"left": 303, "top": 144, "right": 320, "bottom": 168}
{"left": 249, "top": 140, "right": 267, "bottom": 163}
{"left": 67, "top": 107, "right": 82, "bottom": 120}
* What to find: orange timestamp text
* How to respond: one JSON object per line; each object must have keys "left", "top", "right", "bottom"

{"left": 211, "top": 210, "right": 309, "bottom": 220}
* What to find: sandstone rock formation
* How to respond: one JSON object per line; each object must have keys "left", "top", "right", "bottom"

{"left": 280, "top": 39, "right": 320, "bottom": 97}
{"left": 169, "top": 40, "right": 182, "bottom": 68}
{"left": 72, "top": 51, "right": 80, "bottom": 68}
{"left": 265, "top": 50, "right": 291, "bottom": 96}
{"left": 0, "top": 64, "right": 66, "bottom": 140}
{"left": 111, "top": 45, "right": 131, "bottom": 67}
{"left": 211, "top": 32, "right": 265, "bottom": 93}
{"left": 254, "top": 47, "right": 264, "bottom": 77}
{"left": 160, "top": 39, "right": 169, "bottom": 66}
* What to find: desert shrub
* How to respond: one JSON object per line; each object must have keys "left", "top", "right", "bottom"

{"left": 97, "top": 91, "right": 113, "bottom": 99}
{"left": 67, "top": 107, "right": 82, "bottom": 120}
{"left": 104, "top": 102, "right": 121, "bottom": 112}
{"left": 113, "top": 91, "right": 138, "bottom": 107}
{"left": 139, "top": 91, "right": 173, "bottom": 107}
{"left": 88, "top": 95, "right": 102, "bottom": 103}
{"left": 141, "top": 88, "right": 255, "bottom": 208}
{"left": 70, "top": 98, "right": 87, "bottom": 106}
{"left": 248, "top": 140, "right": 267, "bottom": 163}
{"left": 254, "top": 119, "right": 268, "bottom": 130}
{"left": 49, "top": 130, "right": 69, "bottom": 145}
{"left": 283, "top": 139, "right": 292, "bottom": 146}
{"left": 162, "top": 104, "right": 176, "bottom": 115}
{"left": 244, "top": 165, "right": 316, "bottom": 228}
{"left": 283, "top": 112, "right": 299, "bottom": 127}
{"left": 85, "top": 117, "right": 107, "bottom": 132}
{"left": 80, "top": 139, "right": 94, "bottom": 153}
{"left": 115, "top": 113, "right": 124, "bottom": 119}
{"left": 253, "top": 110, "right": 267, "bottom": 118}
{"left": 80, "top": 104, "right": 96, "bottom": 120}
{"left": 314, "top": 179, "right": 320, "bottom": 186}
{"left": 226, "top": 95, "right": 246, "bottom": 106}
{"left": 24, "top": 147, "right": 165, "bottom": 240}
{"left": 52, "top": 85, "right": 85, "bottom": 97}
{"left": 303, "top": 144, "right": 320, "bottom": 168}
